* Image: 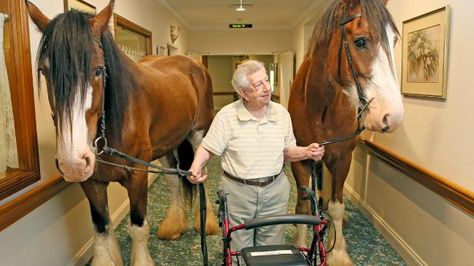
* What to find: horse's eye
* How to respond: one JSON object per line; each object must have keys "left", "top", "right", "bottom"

{"left": 354, "top": 38, "right": 367, "bottom": 48}
{"left": 95, "top": 67, "right": 103, "bottom": 77}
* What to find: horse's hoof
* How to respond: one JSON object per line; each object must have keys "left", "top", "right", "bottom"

{"left": 157, "top": 229, "right": 183, "bottom": 240}
{"left": 157, "top": 213, "right": 187, "bottom": 240}
{"left": 326, "top": 249, "right": 354, "bottom": 266}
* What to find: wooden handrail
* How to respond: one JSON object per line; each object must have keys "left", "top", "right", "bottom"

{"left": 358, "top": 139, "right": 474, "bottom": 215}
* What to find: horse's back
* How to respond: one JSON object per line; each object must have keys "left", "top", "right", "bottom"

{"left": 139, "top": 55, "right": 214, "bottom": 131}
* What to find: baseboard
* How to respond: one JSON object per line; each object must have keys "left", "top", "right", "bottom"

{"left": 344, "top": 184, "right": 427, "bottom": 266}
{"left": 69, "top": 174, "right": 159, "bottom": 265}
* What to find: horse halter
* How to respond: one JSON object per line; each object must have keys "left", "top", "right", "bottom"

{"left": 337, "top": 7, "right": 371, "bottom": 121}
{"left": 320, "top": 7, "right": 372, "bottom": 146}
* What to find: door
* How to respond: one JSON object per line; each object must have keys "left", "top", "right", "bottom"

{"left": 277, "top": 51, "right": 294, "bottom": 109}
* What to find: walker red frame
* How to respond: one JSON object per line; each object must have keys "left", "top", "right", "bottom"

{"left": 216, "top": 190, "right": 329, "bottom": 266}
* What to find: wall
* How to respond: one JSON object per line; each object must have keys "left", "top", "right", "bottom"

{"left": 345, "top": 0, "right": 474, "bottom": 265}
{"left": 207, "top": 56, "right": 234, "bottom": 109}
{"left": 188, "top": 29, "right": 292, "bottom": 55}
{"left": 0, "top": 0, "right": 186, "bottom": 265}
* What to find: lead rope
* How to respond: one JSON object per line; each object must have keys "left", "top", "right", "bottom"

{"left": 91, "top": 64, "right": 208, "bottom": 265}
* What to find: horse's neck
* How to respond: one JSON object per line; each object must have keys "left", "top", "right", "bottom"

{"left": 303, "top": 55, "right": 333, "bottom": 113}
{"left": 303, "top": 53, "right": 354, "bottom": 124}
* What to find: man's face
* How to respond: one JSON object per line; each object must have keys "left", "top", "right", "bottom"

{"left": 240, "top": 68, "right": 272, "bottom": 107}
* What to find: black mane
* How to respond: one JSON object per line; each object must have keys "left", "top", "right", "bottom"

{"left": 307, "top": 0, "right": 399, "bottom": 58}
{"left": 38, "top": 10, "right": 137, "bottom": 143}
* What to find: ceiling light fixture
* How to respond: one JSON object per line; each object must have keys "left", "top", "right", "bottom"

{"left": 236, "top": 0, "right": 246, "bottom": 11}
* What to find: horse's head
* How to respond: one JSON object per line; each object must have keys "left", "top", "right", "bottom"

{"left": 320, "top": 0, "right": 404, "bottom": 132}
{"left": 26, "top": 0, "right": 115, "bottom": 182}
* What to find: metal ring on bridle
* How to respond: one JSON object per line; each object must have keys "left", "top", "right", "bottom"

{"left": 93, "top": 136, "right": 108, "bottom": 155}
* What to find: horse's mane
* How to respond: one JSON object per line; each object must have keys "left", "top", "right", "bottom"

{"left": 38, "top": 10, "right": 137, "bottom": 143}
{"left": 307, "top": 0, "right": 399, "bottom": 58}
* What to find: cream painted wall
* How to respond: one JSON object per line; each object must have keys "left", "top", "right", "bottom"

{"left": 188, "top": 30, "right": 292, "bottom": 55}
{"left": 208, "top": 56, "right": 234, "bottom": 109}
{"left": 378, "top": 0, "right": 474, "bottom": 190}
{"left": 345, "top": 0, "right": 474, "bottom": 265}
{"left": 0, "top": 0, "right": 186, "bottom": 265}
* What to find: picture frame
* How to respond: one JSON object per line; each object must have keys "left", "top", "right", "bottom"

{"left": 64, "top": 0, "right": 96, "bottom": 15}
{"left": 401, "top": 6, "right": 450, "bottom": 99}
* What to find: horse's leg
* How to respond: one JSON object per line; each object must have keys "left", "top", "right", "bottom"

{"left": 189, "top": 131, "right": 219, "bottom": 235}
{"left": 326, "top": 152, "right": 354, "bottom": 266}
{"left": 80, "top": 180, "right": 123, "bottom": 266}
{"left": 126, "top": 171, "right": 154, "bottom": 266}
{"left": 291, "top": 160, "right": 313, "bottom": 247}
{"left": 157, "top": 154, "right": 188, "bottom": 240}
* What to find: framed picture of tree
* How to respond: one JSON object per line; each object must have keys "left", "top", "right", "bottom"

{"left": 64, "top": 0, "right": 96, "bottom": 15}
{"left": 401, "top": 6, "right": 450, "bottom": 99}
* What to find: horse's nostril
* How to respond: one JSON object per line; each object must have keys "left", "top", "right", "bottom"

{"left": 382, "top": 113, "right": 390, "bottom": 132}
{"left": 84, "top": 154, "right": 92, "bottom": 168}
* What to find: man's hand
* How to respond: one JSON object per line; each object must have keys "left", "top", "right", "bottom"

{"left": 187, "top": 165, "right": 207, "bottom": 184}
{"left": 306, "top": 143, "right": 325, "bottom": 161}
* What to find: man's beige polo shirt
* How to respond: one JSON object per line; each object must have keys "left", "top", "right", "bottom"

{"left": 201, "top": 100, "right": 296, "bottom": 179}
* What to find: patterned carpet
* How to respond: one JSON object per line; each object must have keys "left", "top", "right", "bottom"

{"left": 113, "top": 157, "right": 406, "bottom": 265}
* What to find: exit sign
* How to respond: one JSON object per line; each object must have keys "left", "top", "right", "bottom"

{"left": 229, "top": 23, "right": 253, "bottom": 29}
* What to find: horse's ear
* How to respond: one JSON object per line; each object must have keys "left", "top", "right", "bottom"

{"left": 90, "top": 0, "right": 115, "bottom": 37}
{"left": 383, "top": 0, "right": 389, "bottom": 5}
{"left": 25, "top": 1, "right": 50, "bottom": 32}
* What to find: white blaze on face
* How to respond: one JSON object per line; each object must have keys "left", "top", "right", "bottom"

{"left": 56, "top": 84, "right": 96, "bottom": 182}
{"left": 363, "top": 25, "right": 404, "bottom": 132}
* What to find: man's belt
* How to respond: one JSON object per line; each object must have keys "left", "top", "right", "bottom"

{"left": 223, "top": 170, "right": 282, "bottom": 187}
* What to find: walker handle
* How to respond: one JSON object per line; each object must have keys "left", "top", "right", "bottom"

{"left": 243, "top": 214, "right": 322, "bottom": 230}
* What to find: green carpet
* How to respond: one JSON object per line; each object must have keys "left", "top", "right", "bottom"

{"left": 113, "top": 157, "right": 406, "bottom": 265}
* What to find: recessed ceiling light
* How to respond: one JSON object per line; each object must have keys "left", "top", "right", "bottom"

{"left": 236, "top": 0, "right": 246, "bottom": 11}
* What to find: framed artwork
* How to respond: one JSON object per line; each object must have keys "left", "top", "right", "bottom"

{"left": 114, "top": 14, "right": 152, "bottom": 61}
{"left": 64, "top": 0, "right": 96, "bottom": 15}
{"left": 401, "top": 6, "right": 450, "bottom": 99}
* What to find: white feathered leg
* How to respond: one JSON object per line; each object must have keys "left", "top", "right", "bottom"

{"left": 326, "top": 201, "right": 353, "bottom": 266}
{"left": 129, "top": 219, "right": 155, "bottom": 266}
{"left": 92, "top": 229, "right": 123, "bottom": 266}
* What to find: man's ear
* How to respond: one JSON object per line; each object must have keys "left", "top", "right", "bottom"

{"left": 238, "top": 88, "right": 248, "bottom": 100}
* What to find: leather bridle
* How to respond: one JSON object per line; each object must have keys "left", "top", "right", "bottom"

{"left": 320, "top": 7, "right": 371, "bottom": 146}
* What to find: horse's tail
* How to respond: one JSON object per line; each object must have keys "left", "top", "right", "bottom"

{"left": 177, "top": 139, "right": 195, "bottom": 206}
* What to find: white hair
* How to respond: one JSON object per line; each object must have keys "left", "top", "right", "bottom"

{"left": 231, "top": 60, "right": 265, "bottom": 92}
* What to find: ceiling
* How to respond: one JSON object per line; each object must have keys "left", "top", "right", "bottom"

{"left": 157, "top": 0, "right": 327, "bottom": 30}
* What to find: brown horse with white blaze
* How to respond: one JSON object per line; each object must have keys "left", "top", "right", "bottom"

{"left": 288, "top": 0, "right": 403, "bottom": 265}
{"left": 26, "top": 0, "right": 218, "bottom": 265}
